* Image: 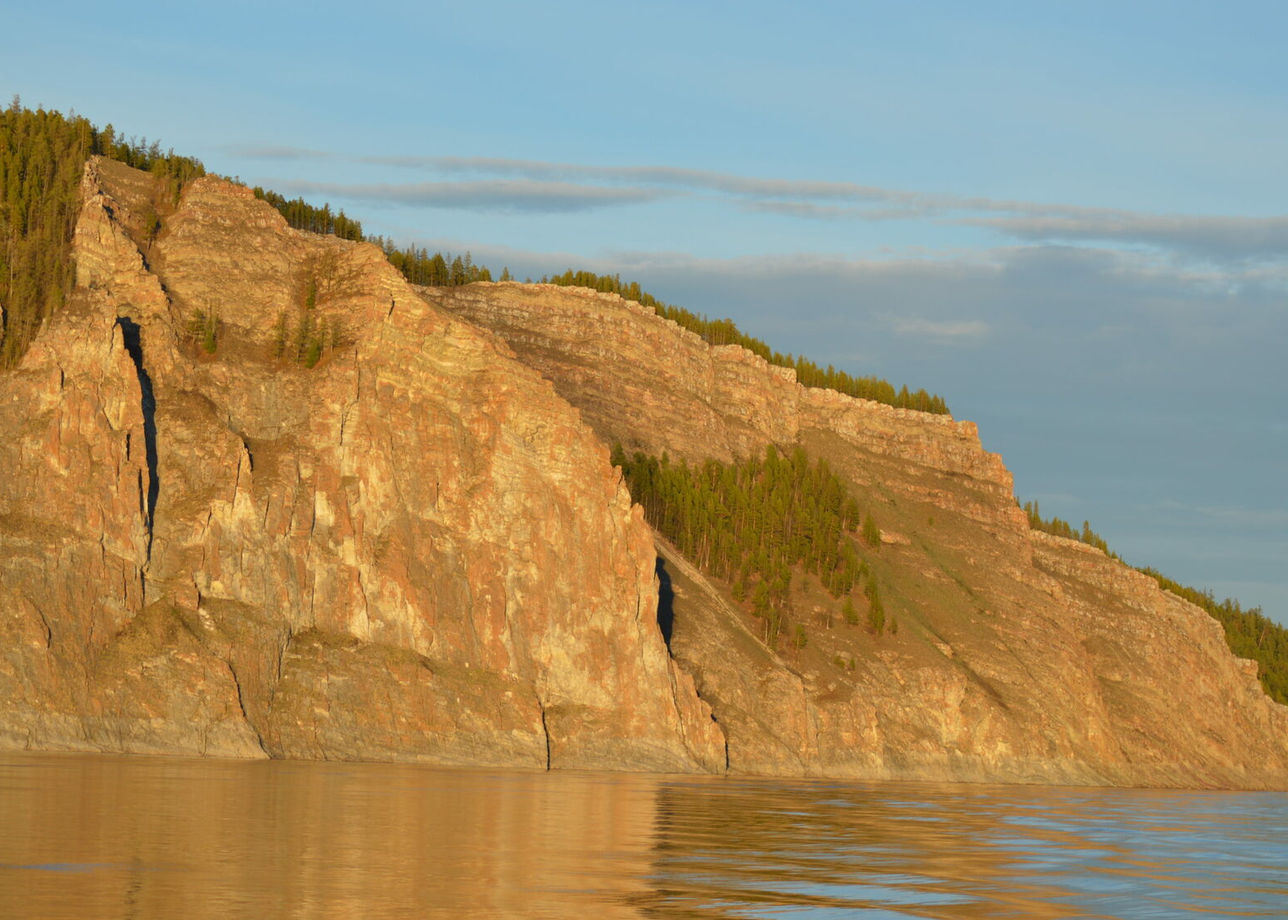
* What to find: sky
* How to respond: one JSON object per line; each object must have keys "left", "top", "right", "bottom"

{"left": 5, "top": 0, "right": 1285, "bottom": 622}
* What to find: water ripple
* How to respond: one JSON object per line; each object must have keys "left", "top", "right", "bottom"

{"left": 1, "top": 756, "right": 1285, "bottom": 919}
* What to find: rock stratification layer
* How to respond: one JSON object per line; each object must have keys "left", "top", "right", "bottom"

{"left": 2, "top": 159, "right": 1285, "bottom": 788}
{"left": 429, "top": 282, "right": 1288, "bottom": 789}
{"left": 0, "top": 160, "right": 722, "bottom": 771}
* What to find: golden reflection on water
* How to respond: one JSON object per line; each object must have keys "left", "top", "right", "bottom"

{"left": 1, "top": 754, "right": 1285, "bottom": 919}
{"left": 0, "top": 755, "right": 658, "bottom": 919}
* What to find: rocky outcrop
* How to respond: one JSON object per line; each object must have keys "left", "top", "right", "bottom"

{"left": 430, "top": 284, "right": 1025, "bottom": 536}
{"left": 427, "top": 286, "right": 1008, "bottom": 474}
{"left": 431, "top": 282, "right": 1288, "bottom": 789}
{"left": 0, "top": 159, "right": 723, "bottom": 771}
{"left": 3, "top": 158, "right": 1284, "bottom": 788}
{"left": 423, "top": 284, "right": 800, "bottom": 464}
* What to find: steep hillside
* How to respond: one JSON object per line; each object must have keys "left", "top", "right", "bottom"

{"left": 2, "top": 150, "right": 1285, "bottom": 789}
{"left": 0, "top": 158, "right": 722, "bottom": 771}
{"left": 428, "top": 282, "right": 1288, "bottom": 788}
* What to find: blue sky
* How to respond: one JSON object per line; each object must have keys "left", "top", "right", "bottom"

{"left": 5, "top": 1, "right": 1285, "bottom": 621}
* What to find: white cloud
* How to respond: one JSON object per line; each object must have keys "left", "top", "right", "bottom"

{"left": 234, "top": 149, "right": 1288, "bottom": 264}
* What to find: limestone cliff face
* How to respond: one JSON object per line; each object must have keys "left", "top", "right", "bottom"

{"left": 430, "top": 282, "right": 1288, "bottom": 789}
{"left": 4, "top": 160, "right": 1285, "bottom": 789}
{"left": 0, "top": 159, "right": 723, "bottom": 771}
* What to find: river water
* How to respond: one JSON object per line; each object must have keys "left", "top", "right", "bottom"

{"left": 1, "top": 753, "right": 1285, "bottom": 919}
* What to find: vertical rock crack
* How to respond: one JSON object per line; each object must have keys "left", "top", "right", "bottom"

{"left": 224, "top": 659, "right": 268, "bottom": 756}
{"left": 539, "top": 700, "right": 551, "bottom": 770}
{"left": 116, "top": 317, "right": 158, "bottom": 561}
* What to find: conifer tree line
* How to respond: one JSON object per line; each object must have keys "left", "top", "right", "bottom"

{"left": 251, "top": 188, "right": 364, "bottom": 241}
{"left": 1023, "top": 498, "right": 1288, "bottom": 705}
{"left": 1, "top": 99, "right": 204, "bottom": 367}
{"left": 251, "top": 189, "right": 495, "bottom": 287}
{"left": 373, "top": 238, "right": 493, "bottom": 286}
{"left": 540, "top": 269, "right": 950, "bottom": 415}
{"left": 1022, "top": 500, "right": 1116, "bottom": 557}
{"left": 247, "top": 194, "right": 951, "bottom": 416}
{"left": 613, "top": 442, "right": 890, "bottom": 646}
{"left": 1137, "top": 568, "right": 1288, "bottom": 706}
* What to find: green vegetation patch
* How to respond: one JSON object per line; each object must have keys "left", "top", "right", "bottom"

{"left": 615, "top": 442, "right": 892, "bottom": 645}
{"left": 0, "top": 99, "right": 204, "bottom": 367}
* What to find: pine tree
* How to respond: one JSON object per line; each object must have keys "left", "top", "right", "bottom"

{"left": 861, "top": 513, "right": 881, "bottom": 548}
{"left": 1, "top": 103, "right": 204, "bottom": 367}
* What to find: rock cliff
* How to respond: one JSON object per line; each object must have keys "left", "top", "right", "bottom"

{"left": 429, "top": 283, "right": 1288, "bottom": 789}
{"left": 0, "top": 159, "right": 723, "bottom": 771}
{"left": 2, "top": 158, "right": 1285, "bottom": 789}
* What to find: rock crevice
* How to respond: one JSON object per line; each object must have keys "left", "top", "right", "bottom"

{"left": 0, "top": 160, "right": 721, "bottom": 772}
{"left": 114, "top": 316, "right": 158, "bottom": 560}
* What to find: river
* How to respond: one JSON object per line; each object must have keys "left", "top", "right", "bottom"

{"left": 1, "top": 753, "right": 1285, "bottom": 918}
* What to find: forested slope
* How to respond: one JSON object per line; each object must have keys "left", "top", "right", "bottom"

{"left": 0, "top": 101, "right": 203, "bottom": 366}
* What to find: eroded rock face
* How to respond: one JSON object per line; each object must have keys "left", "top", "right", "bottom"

{"left": 425, "top": 284, "right": 801, "bottom": 464}
{"left": 4, "top": 160, "right": 1285, "bottom": 789}
{"left": 431, "top": 282, "right": 1288, "bottom": 789}
{"left": 0, "top": 160, "right": 723, "bottom": 771}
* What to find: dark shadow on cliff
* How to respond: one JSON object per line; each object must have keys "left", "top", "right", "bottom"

{"left": 655, "top": 556, "right": 674, "bottom": 650}
{"left": 116, "top": 316, "right": 158, "bottom": 559}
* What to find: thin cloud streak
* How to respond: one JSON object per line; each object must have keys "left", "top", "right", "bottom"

{"left": 361, "top": 155, "right": 914, "bottom": 203}
{"left": 359, "top": 157, "right": 1288, "bottom": 259}
{"left": 435, "top": 241, "right": 1285, "bottom": 365}
{"left": 413, "top": 237, "right": 1285, "bottom": 305}
{"left": 274, "top": 179, "right": 672, "bottom": 213}
{"left": 229, "top": 147, "right": 1288, "bottom": 262}
{"left": 968, "top": 214, "right": 1288, "bottom": 260}
{"left": 223, "top": 144, "right": 335, "bottom": 160}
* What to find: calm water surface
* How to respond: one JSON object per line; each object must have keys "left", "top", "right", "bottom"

{"left": 1, "top": 753, "right": 1285, "bottom": 918}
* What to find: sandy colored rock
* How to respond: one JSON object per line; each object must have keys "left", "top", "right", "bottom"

{"left": 432, "top": 282, "right": 1288, "bottom": 789}
{"left": 2, "top": 159, "right": 1284, "bottom": 789}
{"left": 0, "top": 159, "right": 723, "bottom": 771}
